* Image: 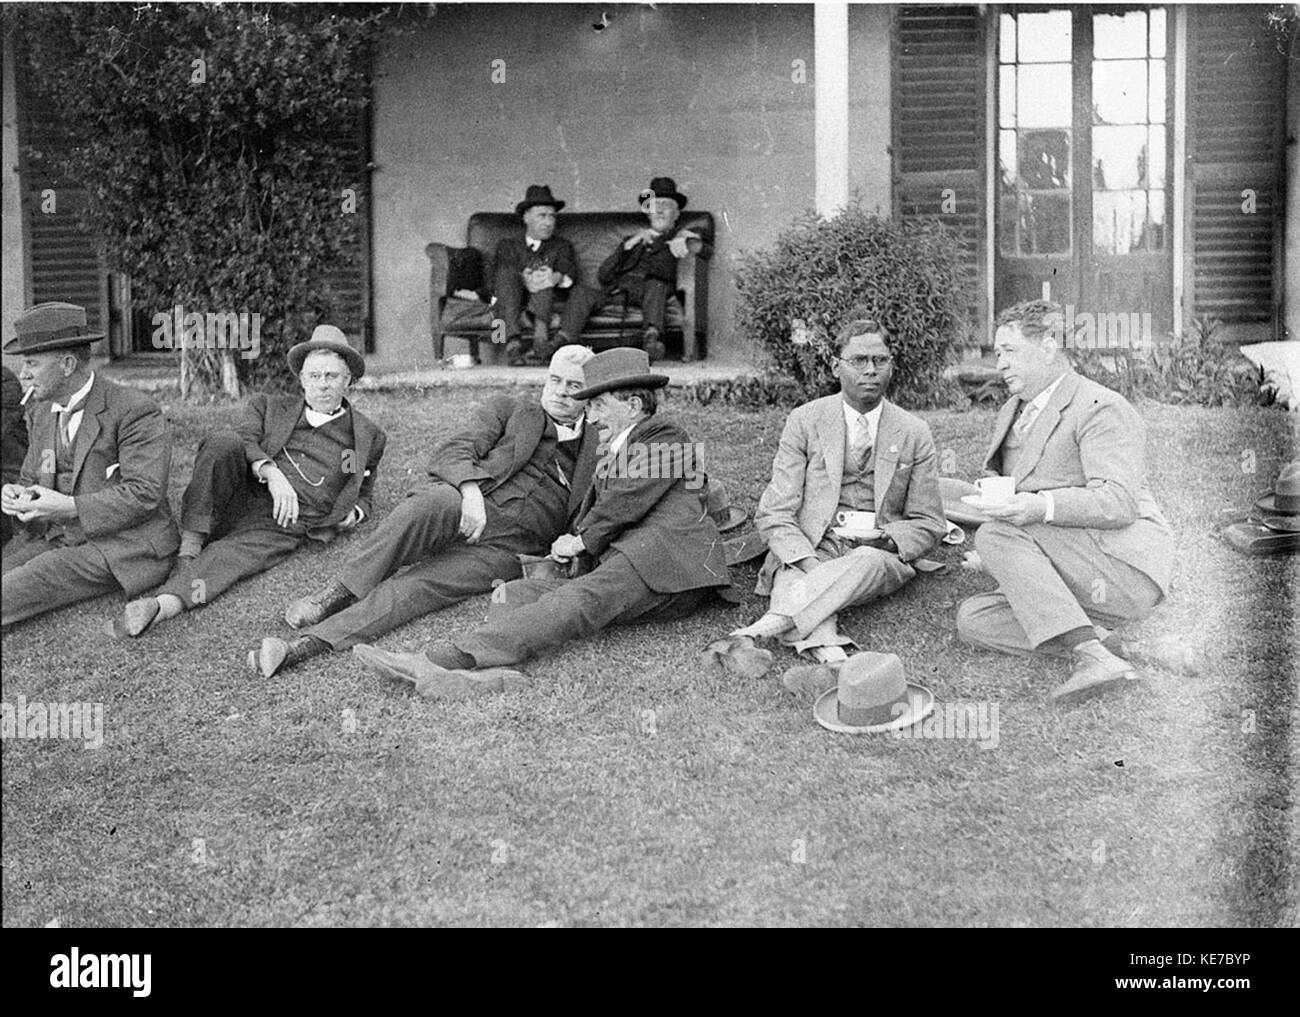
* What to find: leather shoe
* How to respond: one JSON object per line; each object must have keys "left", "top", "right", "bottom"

{"left": 249, "top": 635, "right": 328, "bottom": 678}
{"left": 700, "top": 634, "right": 774, "bottom": 679}
{"left": 284, "top": 580, "right": 357, "bottom": 629}
{"left": 781, "top": 662, "right": 839, "bottom": 700}
{"left": 105, "top": 596, "right": 162, "bottom": 639}
{"left": 352, "top": 644, "right": 529, "bottom": 699}
{"left": 1051, "top": 640, "right": 1140, "bottom": 704}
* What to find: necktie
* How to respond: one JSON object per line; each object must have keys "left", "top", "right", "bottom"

{"left": 1014, "top": 400, "right": 1041, "bottom": 438}
{"left": 55, "top": 400, "right": 84, "bottom": 454}
{"left": 851, "top": 414, "right": 872, "bottom": 469}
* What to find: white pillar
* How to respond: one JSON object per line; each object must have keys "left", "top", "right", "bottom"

{"left": 1171, "top": 6, "right": 1187, "bottom": 338}
{"left": 2, "top": 31, "right": 29, "bottom": 346}
{"left": 814, "top": 2, "right": 849, "bottom": 217}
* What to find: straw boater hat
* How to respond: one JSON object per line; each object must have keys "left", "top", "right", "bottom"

{"left": 287, "top": 324, "right": 365, "bottom": 381}
{"left": 4, "top": 302, "right": 104, "bottom": 355}
{"left": 1255, "top": 462, "right": 1300, "bottom": 518}
{"left": 813, "top": 651, "right": 935, "bottom": 735}
{"left": 516, "top": 184, "right": 565, "bottom": 217}
{"left": 572, "top": 347, "right": 668, "bottom": 400}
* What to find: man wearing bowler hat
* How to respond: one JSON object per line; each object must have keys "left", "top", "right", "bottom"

{"left": 107, "top": 325, "right": 386, "bottom": 637}
{"left": 555, "top": 176, "right": 708, "bottom": 363}
{"left": 954, "top": 300, "right": 1175, "bottom": 704}
{"left": 352, "top": 347, "right": 735, "bottom": 698}
{"left": 1, "top": 302, "right": 179, "bottom": 627}
{"left": 490, "top": 184, "right": 581, "bottom": 367}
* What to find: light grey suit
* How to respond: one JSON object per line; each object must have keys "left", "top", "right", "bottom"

{"left": 753, "top": 395, "right": 946, "bottom": 653}
{"left": 957, "top": 369, "right": 1175, "bottom": 654}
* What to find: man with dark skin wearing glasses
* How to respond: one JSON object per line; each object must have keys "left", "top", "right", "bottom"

{"left": 702, "top": 316, "right": 945, "bottom": 694}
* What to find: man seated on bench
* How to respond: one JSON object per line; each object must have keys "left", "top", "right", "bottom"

{"left": 555, "top": 176, "right": 705, "bottom": 364}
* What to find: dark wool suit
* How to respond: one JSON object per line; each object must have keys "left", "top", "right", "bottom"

{"left": 560, "top": 224, "right": 709, "bottom": 340}
{"left": 305, "top": 393, "right": 599, "bottom": 650}
{"left": 2, "top": 375, "right": 179, "bottom": 627}
{"left": 451, "top": 414, "right": 732, "bottom": 667}
{"left": 490, "top": 235, "right": 580, "bottom": 340}
{"left": 1, "top": 365, "right": 29, "bottom": 546}
{"left": 156, "top": 394, "right": 386, "bottom": 610}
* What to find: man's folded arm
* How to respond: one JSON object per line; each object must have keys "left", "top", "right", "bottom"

{"left": 1041, "top": 400, "right": 1143, "bottom": 529}
{"left": 427, "top": 394, "right": 514, "bottom": 489}
{"left": 880, "top": 431, "right": 946, "bottom": 560}
{"left": 755, "top": 413, "right": 819, "bottom": 565}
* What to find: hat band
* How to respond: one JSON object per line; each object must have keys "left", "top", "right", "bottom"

{"left": 16, "top": 324, "right": 92, "bottom": 344}
{"left": 839, "top": 694, "right": 908, "bottom": 728}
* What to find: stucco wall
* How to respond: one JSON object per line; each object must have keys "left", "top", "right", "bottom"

{"left": 2, "top": 33, "right": 28, "bottom": 358}
{"left": 370, "top": 3, "right": 893, "bottom": 368}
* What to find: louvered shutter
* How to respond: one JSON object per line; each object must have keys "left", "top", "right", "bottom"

{"left": 320, "top": 101, "right": 374, "bottom": 353}
{"left": 1188, "top": 5, "right": 1287, "bottom": 324}
{"left": 893, "top": 5, "right": 987, "bottom": 332}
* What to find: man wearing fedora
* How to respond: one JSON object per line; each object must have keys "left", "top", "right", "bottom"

{"left": 352, "top": 347, "right": 734, "bottom": 698}
{"left": 248, "top": 344, "right": 599, "bottom": 677}
{"left": 555, "top": 176, "right": 707, "bottom": 363}
{"left": 108, "top": 326, "right": 386, "bottom": 637}
{"left": 955, "top": 300, "right": 1175, "bottom": 704}
{"left": 490, "top": 184, "right": 581, "bottom": 367}
{"left": 703, "top": 316, "right": 946, "bottom": 693}
{"left": 1, "top": 302, "right": 179, "bottom": 627}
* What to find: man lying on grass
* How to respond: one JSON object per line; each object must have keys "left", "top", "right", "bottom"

{"left": 248, "top": 344, "right": 599, "bottom": 677}
{"left": 108, "top": 327, "right": 386, "bottom": 639}
{"left": 352, "top": 347, "right": 737, "bottom": 698}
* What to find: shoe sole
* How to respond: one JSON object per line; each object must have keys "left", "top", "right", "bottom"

{"left": 104, "top": 600, "right": 161, "bottom": 640}
{"left": 1051, "top": 668, "right": 1141, "bottom": 705}
{"left": 249, "top": 640, "right": 289, "bottom": 679}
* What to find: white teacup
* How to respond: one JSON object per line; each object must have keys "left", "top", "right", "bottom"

{"left": 975, "top": 476, "right": 1016, "bottom": 502}
{"left": 835, "top": 510, "right": 876, "bottom": 530}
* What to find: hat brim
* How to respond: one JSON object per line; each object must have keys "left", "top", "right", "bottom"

{"left": 1254, "top": 494, "right": 1300, "bottom": 516}
{"left": 713, "top": 507, "right": 747, "bottom": 533}
{"left": 940, "top": 477, "right": 992, "bottom": 527}
{"left": 1262, "top": 515, "right": 1300, "bottom": 533}
{"left": 724, "top": 531, "right": 768, "bottom": 567}
{"left": 287, "top": 340, "right": 365, "bottom": 381}
{"left": 572, "top": 373, "right": 669, "bottom": 400}
{"left": 813, "top": 683, "right": 935, "bottom": 735}
{"left": 3, "top": 333, "right": 105, "bottom": 355}
{"left": 517, "top": 199, "right": 565, "bottom": 216}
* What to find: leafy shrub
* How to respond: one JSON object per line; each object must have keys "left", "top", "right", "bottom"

{"left": 733, "top": 201, "right": 968, "bottom": 408}
{"left": 1073, "top": 318, "right": 1269, "bottom": 408}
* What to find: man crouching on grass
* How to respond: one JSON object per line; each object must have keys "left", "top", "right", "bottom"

{"left": 352, "top": 347, "right": 736, "bottom": 698}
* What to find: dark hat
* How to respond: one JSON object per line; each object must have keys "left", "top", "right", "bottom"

{"left": 1254, "top": 462, "right": 1300, "bottom": 516}
{"left": 287, "top": 325, "right": 365, "bottom": 381}
{"left": 516, "top": 184, "right": 566, "bottom": 217}
{"left": 4, "top": 302, "right": 104, "bottom": 355}
{"left": 638, "top": 176, "right": 687, "bottom": 210}
{"left": 705, "top": 479, "right": 747, "bottom": 533}
{"left": 572, "top": 347, "right": 668, "bottom": 399}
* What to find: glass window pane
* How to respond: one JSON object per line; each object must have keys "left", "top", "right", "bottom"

{"left": 1017, "top": 11, "right": 1071, "bottom": 63}
{"left": 1000, "top": 13, "right": 1016, "bottom": 63}
{"left": 999, "top": 130, "right": 1018, "bottom": 187}
{"left": 1093, "top": 60, "right": 1147, "bottom": 124}
{"left": 999, "top": 65, "right": 1016, "bottom": 127}
{"left": 1021, "top": 193, "right": 1071, "bottom": 254}
{"left": 1094, "top": 190, "right": 1160, "bottom": 254}
{"left": 1020, "top": 129, "right": 1071, "bottom": 189}
{"left": 998, "top": 182, "right": 1019, "bottom": 256}
{"left": 1149, "top": 60, "right": 1166, "bottom": 123}
{"left": 1094, "top": 11, "right": 1147, "bottom": 59}
{"left": 1148, "top": 189, "right": 1167, "bottom": 249}
{"left": 1148, "top": 127, "right": 1166, "bottom": 188}
{"left": 1019, "top": 64, "right": 1072, "bottom": 127}
{"left": 1092, "top": 125, "right": 1149, "bottom": 190}
{"left": 1150, "top": 8, "right": 1167, "bottom": 58}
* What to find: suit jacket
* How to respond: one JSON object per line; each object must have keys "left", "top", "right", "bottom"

{"left": 574, "top": 415, "right": 731, "bottom": 594}
{"left": 983, "top": 369, "right": 1174, "bottom": 594}
{"left": 428, "top": 393, "right": 599, "bottom": 522}
{"left": 2, "top": 365, "right": 28, "bottom": 485}
{"left": 239, "top": 394, "right": 387, "bottom": 530}
{"left": 491, "top": 235, "right": 580, "bottom": 290}
{"left": 19, "top": 375, "right": 179, "bottom": 594}
{"left": 597, "top": 222, "right": 714, "bottom": 290}
{"left": 755, "top": 395, "right": 946, "bottom": 593}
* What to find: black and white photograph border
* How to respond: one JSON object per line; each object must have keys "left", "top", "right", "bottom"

{"left": 1, "top": 0, "right": 1296, "bottom": 933}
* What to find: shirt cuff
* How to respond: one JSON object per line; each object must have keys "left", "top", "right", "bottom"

{"left": 353, "top": 505, "right": 365, "bottom": 523}
{"left": 558, "top": 275, "right": 572, "bottom": 289}
{"left": 252, "top": 458, "right": 272, "bottom": 483}
{"left": 1041, "top": 490, "right": 1055, "bottom": 524}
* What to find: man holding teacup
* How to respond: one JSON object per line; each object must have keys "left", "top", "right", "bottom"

{"left": 955, "top": 300, "right": 1175, "bottom": 704}
{"left": 701, "top": 316, "right": 946, "bottom": 692}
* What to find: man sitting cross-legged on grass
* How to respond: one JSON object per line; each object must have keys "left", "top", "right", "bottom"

{"left": 955, "top": 299, "right": 1175, "bottom": 704}
{"left": 352, "top": 347, "right": 735, "bottom": 698}
{"left": 109, "top": 326, "right": 386, "bottom": 638}
{"left": 249, "top": 344, "right": 600, "bottom": 677}
{"left": 701, "top": 315, "right": 946, "bottom": 695}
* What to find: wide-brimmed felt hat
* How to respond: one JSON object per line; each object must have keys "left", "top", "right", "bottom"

{"left": 940, "top": 477, "right": 992, "bottom": 527}
{"left": 287, "top": 324, "right": 366, "bottom": 380}
{"left": 1254, "top": 462, "right": 1300, "bottom": 516}
{"left": 638, "top": 176, "right": 688, "bottom": 210}
{"left": 572, "top": 347, "right": 668, "bottom": 399}
{"left": 705, "top": 479, "right": 747, "bottom": 533}
{"left": 516, "top": 184, "right": 565, "bottom": 217}
{"left": 813, "top": 651, "right": 935, "bottom": 735}
{"left": 4, "top": 302, "right": 104, "bottom": 355}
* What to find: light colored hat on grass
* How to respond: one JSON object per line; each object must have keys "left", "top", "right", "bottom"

{"left": 813, "top": 651, "right": 935, "bottom": 735}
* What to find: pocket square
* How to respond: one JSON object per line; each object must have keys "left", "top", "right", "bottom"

{"left": 106, "top": 463, "right": 121, "bottom": 479}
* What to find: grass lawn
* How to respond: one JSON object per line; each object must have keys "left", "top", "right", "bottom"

{"left": 2, "top": 387, "right": 1296, "bottom": 927}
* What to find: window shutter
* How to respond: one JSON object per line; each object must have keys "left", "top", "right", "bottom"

{"left": 322, "top": 100, "right": 374, "bottom": 353}
{"left": 893, "top": 5, "right": 987, "bottom": 331}
{"left": 1188, "top": 5, "right": 1288, "bottom": 324}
